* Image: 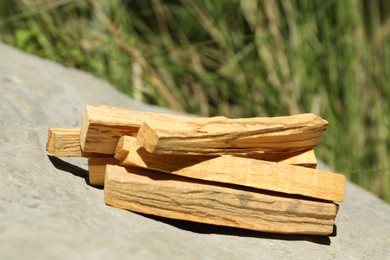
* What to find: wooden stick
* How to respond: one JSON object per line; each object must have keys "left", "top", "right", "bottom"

{"left": 46, "top": 128, "right": 88, "bottom": 157}
{"left": 116, "top": 135, "right": 316, "bottom": 167}
{"left": 80, "top": 105, "right": 327, "bottom": 155}
{"left": 46, "top": 128, "right": 82, "bottom": 157}
{"left": 46, "top": 126, "right": 317, "bottom": 168}
{"left": 86, "top": 150, "right": 316, "bottom": 187}
{"left": 236, "top": 149, "right": 317, "bottom": 168}
{"left": 88, "top": 157, "right": 119, "bottom": 186}
{"left": 104, "top": 165, "right": 339, "bottom": 235}
{"left": 116, "top": 136, "right": 344, "bottom": 202}
{"left": 87, "top": 138, "right": 316, "bottom": 186}
{"left": 46, "top": 128, "right": 105, "bottom": 157}
{"left": 80, "top": 105, "right": 210, "bottom": 154}
{"left": 137, "top": 113, "right": 328, "bottom": 155}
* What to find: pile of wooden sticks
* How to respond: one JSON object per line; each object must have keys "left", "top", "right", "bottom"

{"left": 46, "top": 105, "right": 345, "bottom": 236}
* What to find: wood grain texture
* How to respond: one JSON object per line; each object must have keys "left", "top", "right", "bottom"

{"left": 136, "top": 113, "right": 328, "bottom": 155}
{"left": 116, "top": 136, "right": 316, "bottom": 168}
{"left": 46, "top": 128, "right": 104, "bottom": 157}
{"left": 80, "top": 105, "right": 207, "bottom": 154}
{"left": 46, "top": 128, "right": 91, "bottom": 157}
{"left": 88, "top": 157, "right": 118, "bottom": 186}
{"left": 116, "top": 136, "right": 344, "bottom": 202}
{"left": 238, "top": 149, "right": 317, "bottom": 168}
{"left": 104, "top": 165, "right": 339, "bottom": 235}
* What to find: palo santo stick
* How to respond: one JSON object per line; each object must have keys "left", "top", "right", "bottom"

{"left": 137, "top": 113, "right": 328, "bottom": 155}
{"left": 47, "top": 124, "right": 317, "bottom": 167}
{"left": 116, "top": 136, "right": 316, "bottom": 167}
{"left": 80, "top": 105, "right": 327, "bottom": 155}
{"left": 90, "top": 141, "right": 316, "bottom": 187}
{"left": 238, "top": 149, "right": 317, "bottom": 168}
{"left": 46, "top": 128, "right": 81, "bottom": 157}
{"left": 116, "top": 136, "right": 344, "bottom": 202}
{"left": 46, "top": 128, "right": 91, "bottom": 157}
{"left": 80, "top": 105, "right": 215, "bottom": 154}
{"left": 46, "top": 128, "right": 103, "bottom": 157}
{"left": 88, "top": 157, "right": 119, "bottom": 186}
{"left": 47, "top": 125, "right": 317, "bottom": 168}
{"left": 105, "top": 165, "right": 339, "bottom": 235}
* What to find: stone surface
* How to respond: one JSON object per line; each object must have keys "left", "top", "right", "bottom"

{"left": 0, "top": 43, "right": 389, "bottom": 259}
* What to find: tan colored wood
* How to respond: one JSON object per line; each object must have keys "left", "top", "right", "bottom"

{"left": 116, "top": 136, "right": 316, "bottom": 168}
{"left": 46, "top": 128, "right": 89, "bottom": 157}
{"left": 80, "top": 105, "right": 207, "bottom": 154}
{"left": 46, "top": 128, "right": 104, "bottom": 157}
{"left": 46, "top": 128, "right": 82, "bottom": 157}
{"left": 85, "top": 148, "right": 316, "bottom": 187}
{"left": 235, "top": 149, "right": 317, "bottom": 168}
{"left": 88, "top": 157, "right": 119, "bottom": 186}
{"left": 137, "top": 113, "right": 328, "bottom": 155}
{"left": 46, "top": 124, "right": 316, "bottom": 167}
{"left": 105, "top": 165, "right": 339, "bottom": 235}
{"left": 116, "top": 136, "right": 344, "bottom": 202}
{"left": 80, "top": 105, "right": 327, "bottom": 156}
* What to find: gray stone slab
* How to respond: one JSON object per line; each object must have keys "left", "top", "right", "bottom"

{"left": 0, "top": 43, "right": 389, "bottom": 260}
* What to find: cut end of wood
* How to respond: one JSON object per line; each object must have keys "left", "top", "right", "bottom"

{"left": 334, "top": 173, "right": 346, "bottom": 202}
{"left": 304, "top": 166, "right": 346, "bottom": 203}
{"left": 46, "top": 128, "right": 56, "bottom": 153}
{"left": 88, "top": 157, "right": 118, "bottom": 186}
{"left": 46, "top": 127, "right": 84, "bottom": 157}
{"left": 137, "top": 123, "right": 160, "bottom": 153}
{"left": 80, "top": 106, "right": 91, "bottom": 152}
{"left": 114, "top": 136, "right": 130, "bottom": 162}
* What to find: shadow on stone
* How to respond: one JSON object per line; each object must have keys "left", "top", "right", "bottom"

{"left": 139, "top": 213, "right": 333, "bottom": 245}
{"left": 48, "top": 155, "right": 90, "bottom": 185}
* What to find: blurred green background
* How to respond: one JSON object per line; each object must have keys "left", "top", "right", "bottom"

{"left": 1, "top": 0, "right": 389, "bottom": 202}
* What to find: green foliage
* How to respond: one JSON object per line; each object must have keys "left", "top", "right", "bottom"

{"left": 1, "top": 0, "right": 389, "bottom": 201}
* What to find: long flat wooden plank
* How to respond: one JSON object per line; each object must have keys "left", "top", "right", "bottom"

{"left": 137, "top": 113, "right": 328, "bottom": 155}
{"left": 104, "top": 165, "right": 338, "bottom": 235}
{"left": 80, "top": 105, "right": 208, "bottom": 154}
{"left": 115, "top": 136, "right": 344, "bottom": 202}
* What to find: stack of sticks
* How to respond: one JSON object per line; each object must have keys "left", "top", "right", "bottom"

{"left": 46, "top": 105, "right": 345, "bottom": 236}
